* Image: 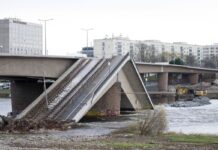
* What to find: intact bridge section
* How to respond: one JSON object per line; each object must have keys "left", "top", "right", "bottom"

{"left": 136, "top": 62, "right": 218, "bottom": 91}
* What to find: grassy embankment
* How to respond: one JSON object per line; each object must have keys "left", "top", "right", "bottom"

{"left": 2, "top": 122, "right": 218, "bottom": 150}
{"left": 166, "top": 133, "right": 218, "bottom": 144}
{"left": 96, "top": 125, "right": 218, "bottom": 149}
{"left": 95, "top": 120, "right": 218, "bottom": 150}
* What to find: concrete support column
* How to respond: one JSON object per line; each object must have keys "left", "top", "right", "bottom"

{"left": 216, "top": 73, "right": 218, "bottom": 79}
{"left": 157, "top": 72, "right": 168, "bottom": 91}
{"left": 11, "top": 79, "right": 44, "bottom": 115}
{"left": 87, "top": 82, "right": 121, "bottom": 117}
{"left": 188, "top": 73, "right": 199, "bottom": 85}
{"left": 168, "top": 73, "right": 174, "bottom": 85}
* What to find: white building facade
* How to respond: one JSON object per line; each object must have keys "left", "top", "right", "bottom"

{"left": 94, "top": 36, "right": 139, "bottom": 58}
{"left": 94, "top": 36, "right": 203, "bottom": 63}
{"left": 202, "top": 44, "right": 218, "bottom": 59}
{"left": 0, "top": 18, "right": 42, "bottom": 55}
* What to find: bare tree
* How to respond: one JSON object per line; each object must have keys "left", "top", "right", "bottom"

{"left": 134, "top": 43, "right": 144, "bottom": 62}
{"left": 202, "top": 56, "right": 218, "bottom": 68}
{"left": 160, "top": 51, "right": 174, "bottom": 62}
{"left": 149, "top": 45, "right": 156, "bottom": 63}
{"left": 185, "top": 55, "right": 197, "bottom": 66}
{"left": 136, "top": 43, "right": 159, "bottom": 62}
{"left": 135, "top": 43, "right": 180, "bottom": 63}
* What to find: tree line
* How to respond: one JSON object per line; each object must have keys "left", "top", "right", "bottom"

{"left": 131, "top": 43, "right": 218, "bottom": 68}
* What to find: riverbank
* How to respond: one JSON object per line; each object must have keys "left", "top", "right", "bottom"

{"left": 0, "top": 127, "right": 218, "bottom": 150}
{"left": 0, "top": 99, "right": 218, "bottom": 149}
{"left": 1, "top": 99, "right": 218, "bottom": 135}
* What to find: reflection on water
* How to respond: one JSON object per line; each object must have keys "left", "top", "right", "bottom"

{"left": 0, "top": 98, "right": 11, "bottom": 116}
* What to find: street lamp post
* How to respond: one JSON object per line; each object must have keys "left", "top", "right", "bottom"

{"left": 81, "top": 28, "right": 93, "bottom": 48}
{"left": 39, "top": 19, "right": 53, "bottom": 55}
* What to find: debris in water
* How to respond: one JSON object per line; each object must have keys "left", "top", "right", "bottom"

{"left": 170, "top": 96, "right": 211, "bottom": 107}
{"left": 0, "top": 117, "right": 76, "bottom": 132}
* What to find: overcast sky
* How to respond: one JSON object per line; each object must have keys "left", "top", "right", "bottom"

{"left": 1, "top": 0, "right": 218, "bottom": 55}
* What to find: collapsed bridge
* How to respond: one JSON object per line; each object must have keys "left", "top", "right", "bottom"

{"left": 14, "top": 54, "right": 153, "bottom": 122}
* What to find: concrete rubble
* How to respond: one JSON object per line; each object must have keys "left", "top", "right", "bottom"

{"left": 170, "top": 96, "right": 211, "bottom": 107}
{"left": 0, "top": 116, "right": 75, "bottom": 132}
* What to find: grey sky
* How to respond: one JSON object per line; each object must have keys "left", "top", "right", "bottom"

{"left": 1, "top": 0, "right": 218, "bottom": 55}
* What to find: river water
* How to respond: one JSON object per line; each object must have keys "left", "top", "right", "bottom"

{"left": 0, "top": 98, "right": 218, "bottom": 135}
{"left": 165, "top": 99, "right": 218, "bottom": 135}
{"left": 0, "top": 98, "right": 11, "bottom": 116}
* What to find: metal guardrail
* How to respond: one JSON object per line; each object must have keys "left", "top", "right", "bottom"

{"left": 48, "top": 59, "right": 105, "bottom": 119}
{"left": 64, "top": 54, "right": 130, "bottom": 121}
{"left": 64, "top": 60, "right": 112, "bottom": 120}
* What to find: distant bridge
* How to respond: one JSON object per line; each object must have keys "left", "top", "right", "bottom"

{"left": 136, "top": 62, "right": 218, "bottom": 74}
{"left": 136, "top": 62, "right": 218, "bottom": 91}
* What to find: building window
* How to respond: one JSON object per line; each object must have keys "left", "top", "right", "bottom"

{"left": 117, "top": 44, "right": 122, "bottom": 55}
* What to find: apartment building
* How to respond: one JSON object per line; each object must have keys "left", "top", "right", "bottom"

{"left": 94, "top": 36, "right": 139, "bottom": 59}
{"left": 94, "top": 36, "right": 203, "bottom": 63}
{"left": 203, "top": 44, "right": 218, "bottom": 59}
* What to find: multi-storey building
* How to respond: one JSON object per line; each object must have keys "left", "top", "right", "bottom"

{"left": 0, "top": 18, "right": 42, "bottom": 55}
{"left": 94, "top": 36, "right": 203, "bottom": 63}
{"left": 203, "top": 44, "right": 218, "bottom": 59}
{"left": 94, "top": 36, "right": 139, "bottom": 59}
{"left": 171, "top": 42, "right": 202, "bottom": 64}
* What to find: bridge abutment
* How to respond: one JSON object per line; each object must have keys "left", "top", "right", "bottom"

{"left": 87, "top": 82, "right": 121, "bottom": 117}
{"left": 11, "top": 79, "right": 44, "bottom": 115}
{"left": 188, "top": 73, "right": 199, "bottom": 85}
{"left": 157, "top": 72, "right": 168, "bottom": 91}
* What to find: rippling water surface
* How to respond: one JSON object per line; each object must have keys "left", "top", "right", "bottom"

{"left": 165, "top": 100, "right": 218, "bottom": 135}
{"left": 0, "top": 98, "right": 218, "bottom": 136}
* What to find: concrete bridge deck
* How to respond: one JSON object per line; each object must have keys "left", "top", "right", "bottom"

{"left": 136, "top": 62, "right": 218, "bottom": 74}
{"left": 0, "top": 55, "right": 217, "bottom": 79}
{"left": 0, "top": 55, "right": 78, "bottom": 78}
{"left": 15, "top": 55, "right": 153, "bottom": 122}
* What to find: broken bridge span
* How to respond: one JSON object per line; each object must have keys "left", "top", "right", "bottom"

{"left": 14, "top": 54, "right": 153, "bottom": 122}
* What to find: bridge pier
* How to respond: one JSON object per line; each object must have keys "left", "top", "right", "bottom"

{"left": 216, "top": 73, "right": 218, "bottom": 79}
{"left": 188, "top": 73, "right": 199, "bottom": 85}
{"left": 87, "top": 82, "right": 121, "bottom": 117}
{"left": 140, "top": 73, "right": 146, "bottom": 84}
{"left": 11, "top": 79, "right": 44, "bottom": 115}
{"left": 157, "top": 72, "right": 168, "bottom": 91}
